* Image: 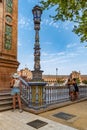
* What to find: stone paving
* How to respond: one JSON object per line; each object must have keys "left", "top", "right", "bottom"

{"left": 39, "top": 100, "right": 87, "bottom": 130}
{"left": 0, "top": 110, "right": 78, "bottom": 130}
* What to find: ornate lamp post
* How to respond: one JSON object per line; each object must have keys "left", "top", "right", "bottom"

{"left": 32, "top": 5, "right": 43, "bottom": 81}
{"left": 27, "top": 5, "right": 46, "bottom": 110}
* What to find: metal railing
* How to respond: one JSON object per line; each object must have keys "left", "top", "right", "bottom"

{"left": 44, "top": 86, "right": 69, "bottom": 105}
{"left": 20, "top": 79, "right": 87, "bottom": 109}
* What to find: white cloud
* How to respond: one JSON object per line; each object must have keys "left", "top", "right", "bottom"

{"left": 66, "top": 43, "right": 78, "bottom": 48}
{"left": 66, "top": 43, "right": 87, "bottom": 56}
{"left": 18, "top": 16, "right": 33, "bottom": 29}
{"left": 42, "top": 18, "right": 59, "bottom": 29}
{"left": 62, "top": 21, "right": 73, "bottom": 30}
{"left": 41, "top": 18, "right": 74, "bottom": 30}
{"left": 40, "top": 42, "right": 87, "bottom": 74}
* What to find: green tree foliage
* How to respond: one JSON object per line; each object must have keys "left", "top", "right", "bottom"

{"left": 76, "top": 78, "right": 80, "bottom": 85}
{"left": 40, "top": 0, "right": 87, "bottom": 42}
{"left": 82, "top": 80, "right": 87, "bottom": 84}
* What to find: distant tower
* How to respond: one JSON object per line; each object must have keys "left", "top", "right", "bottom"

{"left": 0, "top": 0, "right": 19, "bottom": 90}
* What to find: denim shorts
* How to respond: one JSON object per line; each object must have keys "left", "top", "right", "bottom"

{"left": 11, "top": 87, "right": 20, "bottom": 95}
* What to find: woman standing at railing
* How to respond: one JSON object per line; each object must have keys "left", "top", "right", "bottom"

{"left": 10, "top": 73, "right": 23, "bottom": 113}
{"left": 67, "top": 79, "right": 75, "bottom": 101}
{"left": 72, "top": 78, "right": 79, "bottom": 100}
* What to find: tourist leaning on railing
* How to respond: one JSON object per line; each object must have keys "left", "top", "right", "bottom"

{"left": 67, "top": 79, "right": 75, "bottom": 101}
{"left": 72, "top": 78, "right": 79, "bottom": 100}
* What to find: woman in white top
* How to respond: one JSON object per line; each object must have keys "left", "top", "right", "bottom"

{"left": 67, "top": 79, "right": 75, "bottom": 101}
{"left": 10, "top": 73, "right": 22, "bottom": 112}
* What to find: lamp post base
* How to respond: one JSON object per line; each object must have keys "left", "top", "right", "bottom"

{"left": 28, "top": 81, "right": 47, "bottom": 109}
{"left": 31, "top": 70, "right": 43, "bottom": 81}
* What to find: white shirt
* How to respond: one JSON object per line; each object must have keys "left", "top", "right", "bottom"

{"left": 13, "top": 79, "right": 20, "bottom": 88}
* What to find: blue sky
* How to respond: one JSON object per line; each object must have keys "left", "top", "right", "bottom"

{"left": 18, "top": 0, "right": 87, "bottom": 75}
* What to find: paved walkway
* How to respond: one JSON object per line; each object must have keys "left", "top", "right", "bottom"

{"left": 39, "top": 100, "right": 87, "bottom": 130}
{"left": 0, "top": 110, "right": 77, "bottom": 130}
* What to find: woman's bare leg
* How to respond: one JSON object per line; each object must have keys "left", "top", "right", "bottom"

{"left": 75, "top": 92, "right": 79, "bottom": 99}
{"left": 12, "top": 95, "right": 16, "bottom": 109}
{"left": 70, "top": 92, "right": 75, "bottom": 101}
{"left": 17, "top": 94, "right": 22, "bottom": 110}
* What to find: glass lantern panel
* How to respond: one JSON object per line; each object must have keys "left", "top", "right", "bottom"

{"left": 37, "top": 10, "right": 41, "bottom": 18}
{"left": 34, "top": 11, "right": 37, "bottom": 18}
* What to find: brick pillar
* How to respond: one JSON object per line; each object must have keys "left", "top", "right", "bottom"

{"left": 0, "top": 0, "right": 19, "bottom": 90}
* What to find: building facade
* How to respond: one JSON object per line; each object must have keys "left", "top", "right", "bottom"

{"left": 18, "top": 68, "right": 87, "bottom": 85}
{"left": 0, "top": 0, "right": 19, "bottom": 90}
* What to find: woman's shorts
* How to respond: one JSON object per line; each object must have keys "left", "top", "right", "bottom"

{"left": 11, "top": 87, "right": 20, "bottom": 95}
{"left": 69, "top": 85, "right": 75, "bottom": 92}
